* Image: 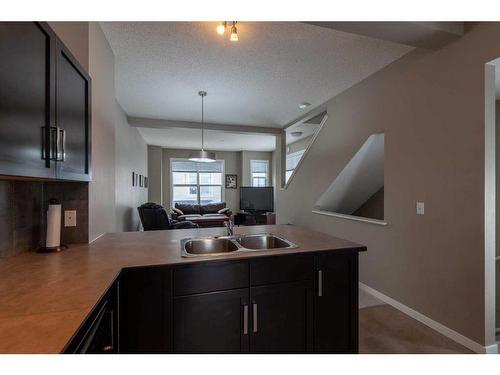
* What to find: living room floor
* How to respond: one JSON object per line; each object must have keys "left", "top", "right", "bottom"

{"left": 358, "top": 289, "right": 473, "bottom": 354}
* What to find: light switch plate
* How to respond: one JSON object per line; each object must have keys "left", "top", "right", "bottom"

{"left": 416, "top": 202, "right": 425, "bottom": 215}
{"left": 64, "top": 210, "right": 77, "bottom": 227}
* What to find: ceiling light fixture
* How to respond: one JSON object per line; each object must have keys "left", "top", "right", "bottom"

{"left": 189, "top": 91, "right": 216, "bottom": 163}
{"left": 216, "top": 22, "right": 226, "bottom": 35}
{"left": 299, "top": 102, "right": 311, "bottom": 109}
{"left": 230, "top": 22, "right": 239, "bottom": 42}
{"left": 216, "top": 21, "right": 239, "bottom": 41}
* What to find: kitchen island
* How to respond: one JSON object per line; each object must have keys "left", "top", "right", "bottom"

{"left": 0, "top": 224, "right": 366, "bottom": 354}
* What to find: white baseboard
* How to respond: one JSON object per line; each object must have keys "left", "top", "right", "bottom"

{"left": 359, "top": 282, "right": 498, "bottom": 354}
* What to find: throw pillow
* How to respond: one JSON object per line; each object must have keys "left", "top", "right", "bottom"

{"left": 172, "top": 207, "right": 184, "bottom": 215}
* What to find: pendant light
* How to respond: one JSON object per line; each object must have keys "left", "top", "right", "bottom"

{"left": 189, "top": 91, "right": 216, "bottom": 163}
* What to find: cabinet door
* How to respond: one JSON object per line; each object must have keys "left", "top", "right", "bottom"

{"left": 119, "top": 267, "right": 172, "bottom": 353}
{"left": 173, "top": 289, "right": 249, "bottom": 353}
{"left": 54, "top": 40, "right": 91, "bottom": 181}
{"left": 0, "top": 22, "right": 55, "bottom": 178}
{"left": 314, "top": 253, "right": 358, "bottom": 353}
{"left": 250, "top": 281, "right": 313, "bottom": 353}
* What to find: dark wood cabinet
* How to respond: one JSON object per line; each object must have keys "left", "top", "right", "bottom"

{"left": 54, "top": 40, "right": 91, "bottom": 181}
{"left": 68, "top": 251, "right": 361, "bottom": 354}
{"left": 119, "top": 266, "right": 172, "bottom": 353}
{"left": 0, "top": 22, "right": 55, "bottom": 179}
{"left": 173, "top": 289, "right": 249, "bottom": 353}
{"left": 250, "top": 280, "right": 313, "bottom": 353}
{"left": 314, "top": 253, "right": 359, "bottom": 353}
{"left": 234, "top": 212, "right": 276, "bottom": 226}
{"left": 0, "top": 22, "right": 91, "bottom": 181}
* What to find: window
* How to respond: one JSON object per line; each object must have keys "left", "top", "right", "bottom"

{"left": 285, "top": 149, "right": 305, "bottom": 183}
{"left": 171, "top": 159, "right": 224, "bottom": 206}
{"left": 250, "top": 160, "right": 269, "bottom": 187}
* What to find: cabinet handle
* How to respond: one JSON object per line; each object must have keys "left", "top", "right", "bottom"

{"left": 252, "top": 303, "right": 258, "bottom": 333}
{"left": 243, "top": 304, "right": 248, "bottom": 335}
{"left": 47, "top": 126, "right": 65, "bottom": 161}
{"left": 60, "top": 128, "right": 66, "bottom": 161}
{"left": 318, "top": 269, "right": 323, "bottom": 297}
{"left": 56, "top": 128, "right": 65, "bottom": 162}
{"left": 50, "top": 126, "right": 58, "bottom": 160}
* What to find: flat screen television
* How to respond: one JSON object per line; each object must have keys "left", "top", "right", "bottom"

{"left": 240, "top": 187, "right": 274, "bottom": 212}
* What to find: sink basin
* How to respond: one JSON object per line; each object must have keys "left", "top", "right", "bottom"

{"left": 180, "top": 233, "right": 297, "bottom": 257}
{"left": 236, "top": 234, "right": 295, "bottom": 250}
{"left": 182, "top": 238, "right": 240, "bottom": 257}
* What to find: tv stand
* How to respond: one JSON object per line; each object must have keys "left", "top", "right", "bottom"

{"left": 234, "top": 211, "right": 276, "bottom": 226}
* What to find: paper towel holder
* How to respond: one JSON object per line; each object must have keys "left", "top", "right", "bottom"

{"left": 38, "top": 198, "right": 68, "bottom": 254}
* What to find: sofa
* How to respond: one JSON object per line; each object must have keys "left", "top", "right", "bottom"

{"left": 171, "top": 202, "right": 232, "bottom": 228}
{"left": 138, "top": 203, "right": 199, "bottom": 231}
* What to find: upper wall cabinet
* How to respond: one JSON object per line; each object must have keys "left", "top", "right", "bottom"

{"left": 54, "top": 40, "right": 91, "bottom": 180}
{"left": 0, "top": 22, "right": 91, "bottom": 182}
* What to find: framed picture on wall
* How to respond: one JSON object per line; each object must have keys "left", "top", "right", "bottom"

{"left": 132, "top": 172, "right": 136, "bottom": 187}
{"left": 225, "top": 174, "right": 237, "bottom": 189}
{"left": 139, "top": 175, "right": 143, "bottom": 187}
{"left": 144, "top": 177, "right": 148, "bottom": 188}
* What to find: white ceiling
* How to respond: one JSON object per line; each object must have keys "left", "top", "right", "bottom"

{"left": 137, "top": 127, "right": 276, "bottom": 152}
{"left": 100, "top": 22, "right": 413, "bottom": 129}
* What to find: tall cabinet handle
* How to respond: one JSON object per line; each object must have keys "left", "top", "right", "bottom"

{"left": 252, "top": 303, "right": 258, "bottom": 333}
{"left": 243, "top": 304, "right": 249, "bottom": 335}
{"left": 59, "top": 128, "right": 66, "bottom": 161}
{"left": 47, "top": 126, "right": 66, "bottom": 161}
{"left": 318, "top": 269, "right": 323, "bottom": 297}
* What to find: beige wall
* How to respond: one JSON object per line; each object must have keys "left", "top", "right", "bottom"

{"left": 48, "top": 22, "right": 89, "bottom": 72}
{"left": 287, "top": 136, "right": 313, "bottom": 155}
{"left": 161, "top": 149, "right": 241, "bottom": 211}
{"left": 88, "top": 23, "right": 116, "bottom": 241}
{"left": 496, "top": 100, "right": 500, "bottom": 329}
{"left": 276, "top": 23, "right": 500, "bottom": 347}
{"left": 241, "top": 151, "right": 273, "bottom": 186}
{"left": 115, "top": 101, "right": 148, "bottom": 232}
{"left": 148, "top": 145, "right": 163, "bottom": 204}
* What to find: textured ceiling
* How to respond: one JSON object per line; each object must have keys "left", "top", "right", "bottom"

{"left": 100, "top": 22, "right": 413, "bottom": 128}
{"left": 137, "top": 127, "right": 276, "bottom": 151}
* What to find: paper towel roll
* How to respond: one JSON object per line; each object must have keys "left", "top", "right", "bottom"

{"left": 46, "top": 203, "right": 62, "bottom": 248}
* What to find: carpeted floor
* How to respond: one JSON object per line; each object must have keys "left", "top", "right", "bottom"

{"left": 359, "top": 304, "right": 473, "bottom": 354}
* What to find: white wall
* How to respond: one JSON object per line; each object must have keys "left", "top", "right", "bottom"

{"left": 115, "top": 101, "right": 148, "bottom": 232}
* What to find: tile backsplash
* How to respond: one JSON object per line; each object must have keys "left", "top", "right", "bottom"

{"left": 0, "top": 180, "right": 89, "bottom": 258}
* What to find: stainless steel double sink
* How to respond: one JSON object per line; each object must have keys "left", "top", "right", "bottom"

{"left": 181, "top": 233, "right": 298, "bottom": 257}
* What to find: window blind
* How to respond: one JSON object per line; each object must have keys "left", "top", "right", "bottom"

{"left": 250, "top": 160, "right": 268, "bottom": 173}
{"left": 172, "top": 160, "right": 223, "bottom": 173}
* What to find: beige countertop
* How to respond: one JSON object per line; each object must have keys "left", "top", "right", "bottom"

{"left": 0, "top": 224, "right": 365, "bottom": 354}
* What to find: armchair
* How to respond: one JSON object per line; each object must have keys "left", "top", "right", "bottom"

{"left": 138, "top": 202, "right": 199, "bottom": 231}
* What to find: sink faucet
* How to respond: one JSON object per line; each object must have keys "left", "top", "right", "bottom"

{"left": 226, "top": 217, "right": 234, "bottom": 236}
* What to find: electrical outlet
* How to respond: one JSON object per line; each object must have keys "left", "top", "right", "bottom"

{"left": 64, "top": 210, "right": 77, "bottom": 227}
{"left": 416, "top": 202, "right": 425, "bottom": 215}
